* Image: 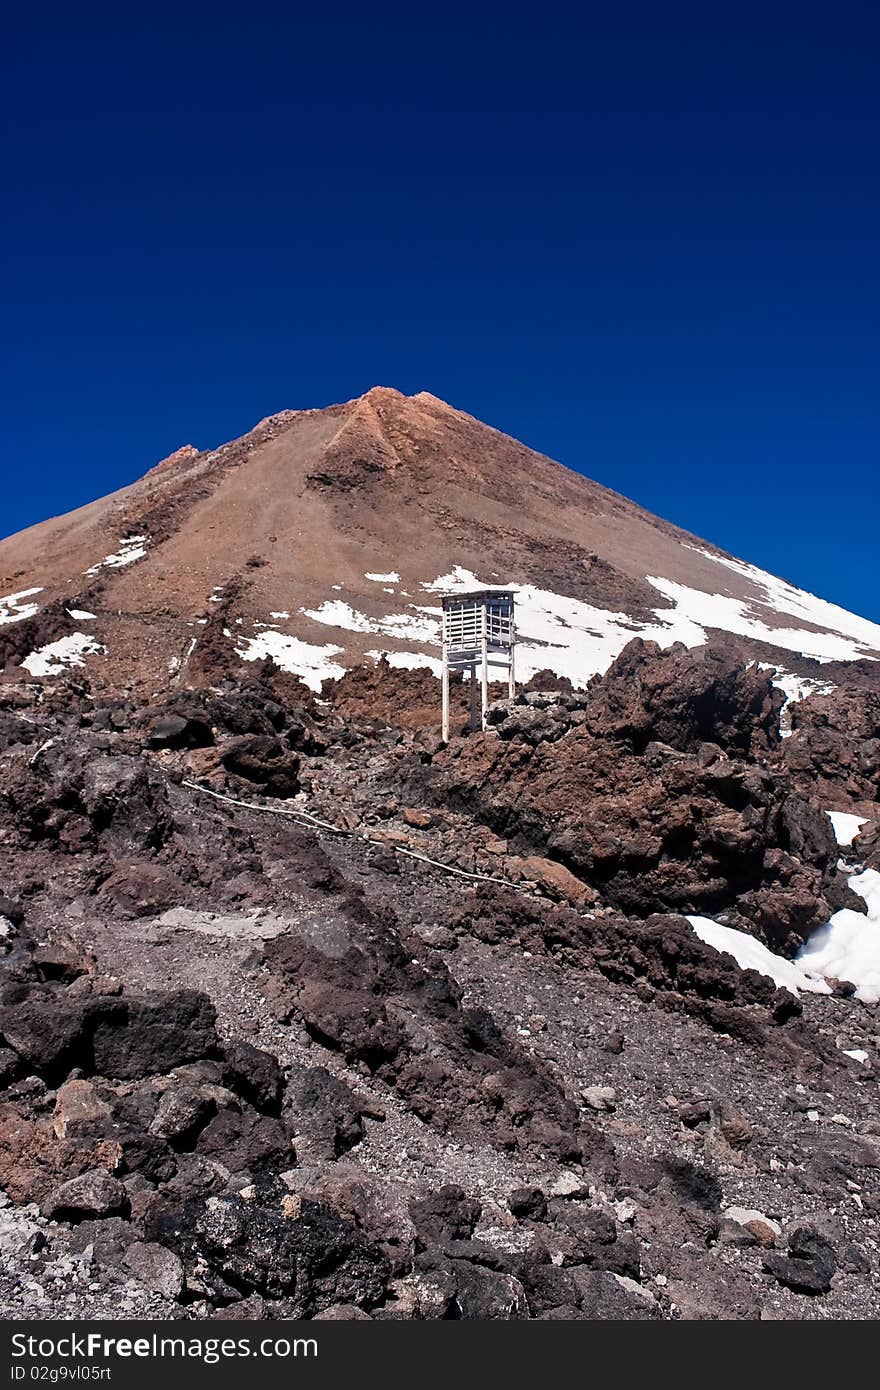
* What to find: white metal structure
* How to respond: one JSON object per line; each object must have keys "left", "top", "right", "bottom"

{"left": 440, "top": 590, "right": 515, "bottom": 742}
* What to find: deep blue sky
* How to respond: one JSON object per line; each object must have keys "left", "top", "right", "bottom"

{"left": 2, "top": 3, "right": 878, "bottom": 619}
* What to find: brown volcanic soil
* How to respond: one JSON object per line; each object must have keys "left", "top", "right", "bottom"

{"left": 4, "top": 387, "right": 878, "bottom": 695}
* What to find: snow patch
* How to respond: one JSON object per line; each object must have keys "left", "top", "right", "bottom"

{"left": 756, "top": 665, "right": 836, "bottom": 738}
{"left": 796, "top": 868, "right": 880, "bottom": 1004}
{"left": 365, "top": 649, "right": 443, "bottom": 676}
{"left": 422, "top": 567, "right": 694, "bottom": 686}
{"left": 685, "top": 915, "right": 830, "bottom": 996}
{"left": 22, "top": 632, "right": 106, "bottom": 677}
{"left": 235, "top": 629, "right": 346, "bottom": 691}
{"left": 647, "top": 574, "right": 874, "bottom": 664}
{"left": 365, "top": 571, "right": 400, "bottom": 584}
{"left": 66, "top": 609, "right": 96, "bottom": 621}
{"left": 301, "top": 600, "right": 374, "bottom": 633}
{"left": 688, "top": 546, "right": 880, "bottom": 658}
{"left": 85, "top": 535, "right": 149, "bottom": 575}
{"left": 302, "top": 600, "right": 441, "bottom": 645}
{"left": 843, "top": 1049, "right": 869, "bottom": 1064}
{"left": 420, "top": 562, "right": 880, "bottom": 687}
{"left": 0, "top": 588, "right": 43, "bottom": 626}
{"left": 758, "top": 664, "right": 835, "bottom": 707}
{"left": 826, "top": 811, "right": 868, "bottom": 848}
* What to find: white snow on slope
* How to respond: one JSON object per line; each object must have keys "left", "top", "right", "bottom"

{"left": 301, "top": 600, "right": 374, "bottom": 633}
{"left": 365, "top": 571, "right": 400, "bottom": 584}
{"left": 685, "top": 915, "right": 831, "bottom": 996}
{"left": 235, "top": 630, "right": 346, "bottom": 691}
{"left": 827, "top": 811, "right": 868, "bottom": 848}
{"left": 421, "top": 562, "right": 880, "bottom": 685}
{"left": 22, "top": 633, "right": 106, "bottom": 677}
{"left": 303, "top": 600, "right": 440, "bottom": 645}
{"left": 757, "top": 665, "right": 835, "bottom": 708}
{"left": 66, "top": 608, "right": 96, "bottom": 621}
{"left": 421, "top": 567, "right": 687, "bottom": 685}
{"left": 756, "top": 666, "right": 836, "bottom": 737}
{"left": 688, "top": 546, "right": 880, "bottom": 657}
{"left": 234, "top": 544, "right": 880, "bottom": 692}
{"left": 85, "top": 535, "right": 149, "bottom": 575}
{"left": 796, "top": 869, "right": 880, "bottom": 1004}
{"left": 691, "top": 852, "right": 880, "bottom": 1004}
{"left": 647, "top": 574, "right": 875, "bottom": 664}
{"left": 0, "top": 588, "right": 43, "bottom": 625}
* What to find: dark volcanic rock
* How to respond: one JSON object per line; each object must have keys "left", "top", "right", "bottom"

{"left": 584, "top": 640, "right": 784, "bottom": 756}
{"left": 220, "top": 736, "right": 300, "bottom": 798}
{"left": 89, "top": 991, "right": 219, "bottom": 1079}
{"left": 2, "top": 641, "right": 879, "bottom": 1322}
{"left": 195, "top": 1103, "right": 290, "bottom": 1173}
{"left": 0, "top": 994, "right": 90, "bottom": 1081}
{"left": 146, "top": 713, "right": 214, "bottom": 751}
{"left": 422, "top": 651, "right": 843, "bottom": 951}
{"left": 143, "top": 1182, "right": 390, "bottom": 1312}
{"left": 763, "top": 1223, "right": 837, "bottom": 1294}
{"left": 221, "top": 1040, "right": 284, "bottom": 1112}
{"left": 283, "top": 1065, "right": 365, "bottom": 1161}
{"left": 263, "top": 898, "right": 597, "bottom": 1164}
{"left": 508, "top": 1186, "right": 548, "bottom": 1221}
{"left": 409, "top": 1185, "right": 482, "bottom": 1244}
{"left": 783, "top": 689, "right": 880, "bottom": 808}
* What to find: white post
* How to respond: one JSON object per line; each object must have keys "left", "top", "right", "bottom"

{"left": 441, "top": 648, "right": 450, "bottom": 743}
{"left": 480, "top": 601, "right": 489, "bottom": 729}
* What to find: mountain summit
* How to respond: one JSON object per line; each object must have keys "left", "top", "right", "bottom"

{"left": 2, "top": 387, "right": 879, "bottom": 695}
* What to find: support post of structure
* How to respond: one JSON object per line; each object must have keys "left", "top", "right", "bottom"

{"left": 508, "top": 618, "right": 516, "bottom": 700}
{"left": 441, "top": 647, "right": 450, "bottom": 744}
{"left": 469, "top": 660, "right": 480, "bottom": 731}
{"left": 480, "top": 604, "right": 489, "bottom": 729}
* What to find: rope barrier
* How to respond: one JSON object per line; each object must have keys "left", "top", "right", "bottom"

{"left": 180, "top": 778, "right": 530, "bottom": 890}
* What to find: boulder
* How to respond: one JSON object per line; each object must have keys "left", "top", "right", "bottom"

{"left": 123, "top": 1240, "right": 185, "bottom": 1299}
{"left": 0, "top": 995, "right": 89, "bottom": 1080}
{"left": 763, "top": 1222, "right": 837, "bottom": 1294}
{"left": 220, "top": 736, "right": 300, "bottom": 798}
{"left": 516, "top": 856, "right": 596, "bottom": 909}
{"left": 45, "top": 1169, "right": 130, "bottom": 1221}
{"left": 150, "top": 1085, "right": 215, "bottom": 1144}
{"left": 508, "top": 1186, "right": 548, "bottom": 1221}
{"left": 146, "top": 713, "right": 213, "bottom": 751}
{"left": 222, "top": 1040, "right": 284, "bottom": 1112}
{"left": 89, "top": 991, "right": 218, "bottom": 1079}
{"left": 283, "top": 1065, "right": 364, "bottom": 1161}
{"left": 409, "top": 1185, "right": 481, "bottom": 1244}
{"left": 53, "top": 1080, "right": 112, "bottom": 1140}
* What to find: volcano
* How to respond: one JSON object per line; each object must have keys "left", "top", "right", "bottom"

{"left": 2, "top": 385, "right": 879, "bottom": 698}
{"left": 3, "top": 387, "right": 880, "bottom": 1323}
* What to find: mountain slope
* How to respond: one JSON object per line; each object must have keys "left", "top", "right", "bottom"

{"left": 2, "top": 386, "right": 879, "bottom": 695}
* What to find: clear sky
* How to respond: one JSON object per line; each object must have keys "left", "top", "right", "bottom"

{"left": 2, "top": 3, "right": 878, "bottom": 619}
